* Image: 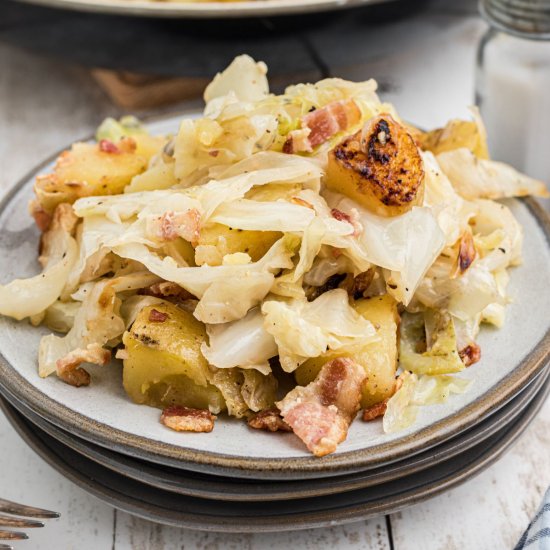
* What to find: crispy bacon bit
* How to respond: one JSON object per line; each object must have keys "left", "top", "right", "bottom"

{"left": 459, "top": 344, "right": 481, "bottom": 367}
{"left": 283, "top": 99, "right": 361, "bottom": 154}
{"left": 362, "top": 400, "right": 388, "bottom": 422}
{"left": 303, "top": 99, "right": 362, "bottom": 149}
{"left": 291, "top": 196, "right": 315, "bottom": 210}
{"left": 142, "top": 281, "right": 194, "bottom": 300}
{"left": 149, "top": 308, "right": 169, "bottom": 323}
{"left": 454, "top": 230, "right": 477, "bottom": 276}
{"left": 29, "top": 200, "right": 53, "bottom": 232}
{"left": 99, "top": 139, "right": 121, "bottom": 154}
{"left": 155, "top": 209, "right": 201, "bottom": 244}
{"left": 56, "top": 344, "right": 111, "bottom": 387}
{"left": 330, "top": 207, "right": 363, "bottom": 237}
{"left": 276, "top": 357, "right": 366, "bottom": 457}
{"left": 160, "top": 406, "right": 215, "bottom": 433}
{"left": 248, "top": 408, "right": 292, "bottom": 433}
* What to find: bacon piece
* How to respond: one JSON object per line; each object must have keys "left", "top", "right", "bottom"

{"left": 29, "top": 200, "right": 53, "bottom": 232}
{"left": 160, "top": 406, "right": 215, "bottom": 433}
{"left": 56, "top": 344, "right": 111, "bottom": 387}
{"left": 152, "top": 209, "right": 202, "bottom": 244}
{"left": 99, "top": 139, "right": 121, "bottom": 154}
{"left": 330, "top": 207, "right": 363, "bottom": 237}
{"left": 248, "top": 408, "right": 292, "bottom": 433}
{"left": 362, "top": 400, "right": 388, "bottom": 422}
{"left": 140, "top": 281, "right": 197, "bottom": 312}
{"left": 283, "top": 99, "right": 362, "bottom": 154}
{"left": 459, "top": 344, "right": 481, "bottom": 367}
{"left": 276, "top": 357, "right": 366, "bottom": 457}
{"left": 149, "top": 308, "right": 169, "bottom": 323}
{"left": 303, "top": 100, "right": 362, "bottom": 148}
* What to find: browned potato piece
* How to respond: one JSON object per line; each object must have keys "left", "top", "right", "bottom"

{"left": 34, "top": 137, "right": 157, "bottom": 214}
{"left": 295, "top": 294, "right": 399, "bottom": 408}
{"left": 419, "top": 118, "right": 489, "bottom": 160}
{"left": 326, "top": 115, "right": 425, "bottom": 217}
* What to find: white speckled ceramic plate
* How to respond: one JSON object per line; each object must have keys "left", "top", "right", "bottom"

{"left": 0, "top": 116, "right": 549, "bottom": 480}
{"left": 13, "top": 0, "right": 396, "bottom": 19}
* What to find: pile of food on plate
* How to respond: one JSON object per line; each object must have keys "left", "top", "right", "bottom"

{"left": 1, "top": 55, "right": 547, "bottom": 456}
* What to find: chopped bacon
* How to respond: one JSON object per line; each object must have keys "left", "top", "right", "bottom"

{"left": 248, "top": 408, "right": 292, "bottom": 433}
{"left": 153, "top": 209, "right": 201, "bottom": 244}
{"left": 99, "top": 139, "right": 121, "bottom": 154}
{"left": 56, "top": 344, "right": 111, "bottom": 387}
{"left": 284, "top": 99, "right": 362, "bottom": 154}
{"left": 276, "top": 357, "right": 366, "bottom": 457}
{"left": 149, "top": 308, "right": 169, "bottom": 323}
{"left": 29, "top": 200, "right": 53, "bottom": 232}
{"left": 303, "top": 99, "right": 362, "bottom": 148}
{"left": 141, "top": 281, "right": 194, "bottom": 300}
{"left": 330, "top": 207, "right": 363, "bottom": 237}
{"left": 160, "top": 406, "right": 215, "bottom": 433}
{"left": 362, "top": 400, "right": 388, "bottom": 422}
{"left": 459, "top": 344, "right": 481, "bottom": 367}
{"left": 454, "top": 230, "right": 477, "bottom": 276}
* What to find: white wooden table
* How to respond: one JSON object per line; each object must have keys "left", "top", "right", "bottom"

{"left": 0, "top": 4, "right": 549, "bottom": 549}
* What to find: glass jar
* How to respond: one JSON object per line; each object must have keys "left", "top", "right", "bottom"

{"left": 476, "top": 0, "right": 550, "bottom": 182}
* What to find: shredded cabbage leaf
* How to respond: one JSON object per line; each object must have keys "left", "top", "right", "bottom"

{"left": 262, "top": 288, "right": 378, "bottom": 372}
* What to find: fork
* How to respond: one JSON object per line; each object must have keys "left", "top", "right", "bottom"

{"left": 0, "top": 498, "right": 59, "bottom": 549}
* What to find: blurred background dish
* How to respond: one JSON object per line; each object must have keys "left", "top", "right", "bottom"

{"left": 10, "top": 0, "right": 399, "bottom": 19}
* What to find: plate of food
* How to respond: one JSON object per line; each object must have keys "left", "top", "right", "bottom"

{"left": 2, "top": 375, "right": 548, "bottom": 531}
{"left": 0, "top": 55, "right": 548, "bottom": 479}
{"left": 13, "top": 0, "right": 397, "bottom": 19}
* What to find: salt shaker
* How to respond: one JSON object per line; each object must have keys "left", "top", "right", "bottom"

{"left": 476, "top": 0, "right": 550, "bottom": 182}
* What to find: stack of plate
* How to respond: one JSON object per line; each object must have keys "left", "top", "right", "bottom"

{"left": 0, "top": 118, "right": 549, "bottom": 532}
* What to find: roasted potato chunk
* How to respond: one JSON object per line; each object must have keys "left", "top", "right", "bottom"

{"left": 419, "top": 117, "right": 489, "bottom": 159}
{"left": 196, "top": 223, "right": 281, "bottom": 264}
{"left": 34, "top": 137, "right": 161, "bottom": 214}
{"left": 295, "top": 294, "right": 399, "bottom": 408}
{"left": 326, "top": 115, "right": 425, "bottom": 217}
{"left": 122, "top": 302, "right": 225, "bottom": 413}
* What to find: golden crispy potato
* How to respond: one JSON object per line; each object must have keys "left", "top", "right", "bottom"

{"left": 34, "top": 137, "right": 161, "bottom": 214}
{"left": 326, "top": 115, "right": 425, "bottom": 217}
{"left": 419, "top": 114, "right": 489, "bottom": 160}
{"left": 196, "top": 223, "right": 281, "bottom": 263}
{"left": 295, "top": 294, "right": 399, "bottom": 408}
{"left": 122, "top": 302, "right": 225, "bottom": 412}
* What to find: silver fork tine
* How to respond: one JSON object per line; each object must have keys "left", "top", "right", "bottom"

{"left": 0, "top": 529, "right": 28, "bottom": 540}
{"left": 0, "top": 514, "right": 44, "bottom": 528}
{"left": 0, "top": 499, "right": 59, "bottom": 519}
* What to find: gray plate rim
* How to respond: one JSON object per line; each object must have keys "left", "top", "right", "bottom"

{"left": 2, "top": 365, "right": 547, "bottom": 502}
{"left": 1, "top": 375, "right": 548, "bottom": 533}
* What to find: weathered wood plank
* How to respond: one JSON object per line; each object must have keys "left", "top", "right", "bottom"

{"left": 114, "top": 512, "right": 391, "bottom": 550}
{"left": 0, "top": 410, "right": 115, "bottom": 550}
{"left": 391, "top": 397, "right": 550, "bottom": 550}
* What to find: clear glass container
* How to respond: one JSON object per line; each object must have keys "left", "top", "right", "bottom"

{"left": 476, "top": 1, "right": 550, "bottom": 183}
